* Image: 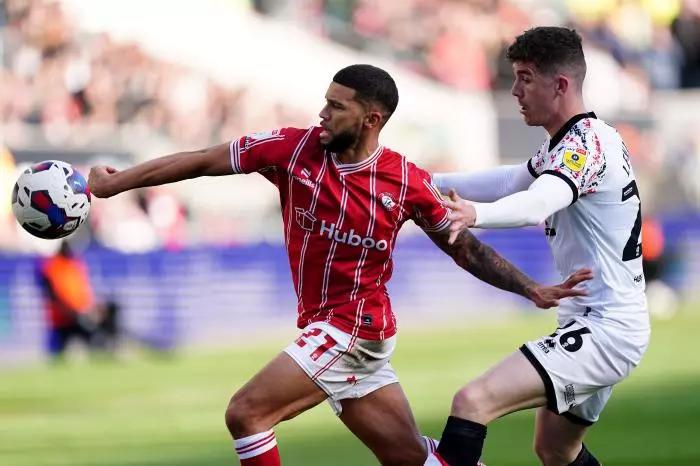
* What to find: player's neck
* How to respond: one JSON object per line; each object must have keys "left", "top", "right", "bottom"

{"left": 336, "top": 138, "right": 380, "bottom": 165}
{"left": 544, "top": 100, "right": 587, "bottom": 137}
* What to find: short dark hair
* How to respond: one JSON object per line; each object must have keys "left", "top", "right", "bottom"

{"left": 506, "top": 27, "right": 586, "bottom": 84}
{"left": 333, "top": 64, "right": 399, "bottom": 123}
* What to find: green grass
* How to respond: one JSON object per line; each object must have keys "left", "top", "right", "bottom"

{"left": 1, "top": 309, "right": 699, "bottom": 465}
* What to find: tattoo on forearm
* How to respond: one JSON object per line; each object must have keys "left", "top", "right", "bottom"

{"left": 430, "top": 229, "right": 536, "bottom": 298}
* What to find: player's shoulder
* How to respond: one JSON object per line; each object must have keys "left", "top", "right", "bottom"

{"left": 279, "top": 126, "right": 320, "bottom": 143}
{"left": 243, "top": 126, "right": 316, "bottom": 147}
{"left": 394, "top": 150, "right": 434, "bottom": 183}
{"left": 588, "top": 118, "right": 623, "bottom": 146}
{"left": 569, "top": 116, "right": 620, "bottom": 148}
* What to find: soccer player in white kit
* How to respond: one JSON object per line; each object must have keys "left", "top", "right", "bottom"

{"left": 431, "top": 27, "right": 650, "bottom": 466}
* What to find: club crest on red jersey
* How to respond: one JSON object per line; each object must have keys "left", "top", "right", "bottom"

{"left": 379, "top": 192, "right": 398, "bottom": 211}
{"left": 295, "top": 207, "right": 317, "bottom": 231}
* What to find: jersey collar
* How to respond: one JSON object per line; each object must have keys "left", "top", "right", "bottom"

{"left": 331, "top": 145, "right": 384, "bottom": 175}
{"left": 548, "top": 112, "right": 597, "bottom": 151}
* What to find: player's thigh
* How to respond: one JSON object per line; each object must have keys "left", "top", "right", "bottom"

{"left": 339, "top": 382, "right": 426, "bottom": 466}
{"left": 453, "top": 350, "right": 547, "bottom": 422}
{"left": 522, "top": 317, "right": 645, "bottom": 420}
{"left": 227, "top": 352, "right": 327, "bottom": 428}
{"left": 534, "top": 407, "right": 588, "bottom": 463}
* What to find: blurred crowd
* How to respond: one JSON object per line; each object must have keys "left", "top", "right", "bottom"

{"left": 1, "top": 0, "right": 699, "bottom": 254}
{"left": 257, "top": 0, "right": 700, "bottom": 92}
{"left": 0, "top": 0, "right": 304, "bottom": 251}
{"left": 0, "top": 0, "right": 307, "bottom": 150}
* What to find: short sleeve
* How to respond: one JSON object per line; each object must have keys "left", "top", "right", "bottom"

{"left": 530, "top": 142, "right": 605, "bottom": 204}
{"left": 229, "top": 127, "right": 304, "bottom": 174}
{"left": 407, "top": 165, "right": 450, "bottom": 232}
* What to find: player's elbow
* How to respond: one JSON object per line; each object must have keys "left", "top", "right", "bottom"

{"left": 522, "top": 211, "right": 548, "bottom": 227}
{"left": 200, "top": 143, "right": 234, "bottom": 176}
{"left": 520, "top": 198, "right": 551, "bottom": 226}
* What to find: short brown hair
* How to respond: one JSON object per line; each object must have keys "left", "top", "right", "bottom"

{"left": 506, "top": 27, "right": 586, "bottom": 83}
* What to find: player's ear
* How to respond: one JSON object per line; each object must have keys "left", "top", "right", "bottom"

{"left": 364, "top": 111, "right": 383, "bottom": 129}
{"left": 555, "top": 74, "right": 569, "bottom": 96}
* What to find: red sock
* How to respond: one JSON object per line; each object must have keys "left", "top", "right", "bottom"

{"left": 235, "top": 430, "right": 281, "bottom": 466}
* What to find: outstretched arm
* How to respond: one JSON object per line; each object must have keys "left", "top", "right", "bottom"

{"left": 433, "top": 163, "right": 534, "bottom": 203}
{"left": 443, "top": 174, "right": 573, "bottom": 243}
{"left": 88, "top": 143, "right": 232, "bottom": 198}
{"left": 427, "top": 227, "right": 592, "bottom": 309}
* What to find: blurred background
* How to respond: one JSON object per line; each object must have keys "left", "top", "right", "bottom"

{"left": 1, "top": 1, "right": 699, "bottom": 465}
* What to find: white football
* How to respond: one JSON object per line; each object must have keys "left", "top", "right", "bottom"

{"left": 11, "top": 160, "right": 91, "bottom": 239}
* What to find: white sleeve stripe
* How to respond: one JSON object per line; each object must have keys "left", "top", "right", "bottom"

{"left": 229, "top": 139, "right": 241, "bottom": 174}
{"left": 423, "top": 179, "right": 444, "bottom": 203}
{"left": 422, "top": 211, "right": 450, "bottom": 232}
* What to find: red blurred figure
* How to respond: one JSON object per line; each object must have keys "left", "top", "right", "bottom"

{"left": 38, "top": 241, "right": 95, "bottom": 358}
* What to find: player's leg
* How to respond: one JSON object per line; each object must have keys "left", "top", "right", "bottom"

{"left": 533, "top": 407, "right": 601, "bottom": 466}
{"left": 436, "top": 350, "right": 547, "bottom": 466}
{"left": 338, "top": 381, "right": 428, "bottom": 466}
{"left": 225, "top": 351, "right": 328, "bottom": 465}
{"left": 47, "top": 326, "right": 68, "bottom": 359}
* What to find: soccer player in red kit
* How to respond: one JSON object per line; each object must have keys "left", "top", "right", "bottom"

{"left": 88, "top": 64, "right": 591, "bottom": 466}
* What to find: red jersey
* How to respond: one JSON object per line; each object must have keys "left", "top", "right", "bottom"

{"left": 230, "top": 127, "right": 449, "bottom": 340}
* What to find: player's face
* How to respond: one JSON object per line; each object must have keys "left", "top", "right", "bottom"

{"left": 319, "top": 83, "right": 366, "bottom": 152}
{"left": 511, "top": 62, "right": 559, "bottom": 127}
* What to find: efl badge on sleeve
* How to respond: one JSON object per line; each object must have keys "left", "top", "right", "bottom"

{"left": 563, "top": 148, "right": 587, "bottom": 172}
{"left": 244, "top": 129, "right": 280, "bottom": 150}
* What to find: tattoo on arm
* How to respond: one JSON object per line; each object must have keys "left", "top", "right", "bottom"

{"left": 428, "top": 228, "right": 537, "bottom": 299}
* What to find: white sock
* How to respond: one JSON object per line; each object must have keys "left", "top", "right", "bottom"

{"left": 234, "top": 430, "right": 278, "bottom": 459}
{"left": 422, "top": 436, "right": 439, "bottom": 454}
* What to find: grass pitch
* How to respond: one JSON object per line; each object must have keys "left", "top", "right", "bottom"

{"left": 1, "top": 308, "right": 699, "bottom": 465}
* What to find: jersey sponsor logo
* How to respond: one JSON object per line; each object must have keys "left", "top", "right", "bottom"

{"left": 319, "top": 220, "right": 388, "bottom": 251}
{"left": 293, "top": 174, "right": 316, "bottom": 189}
{"left": 294, "top": 207, "right": 389, "bottom": 251}
{"left": 379, "top": 192, "right": 398, "bottom": 211}
{"left": 563, "top": 148, "right": 587, "bottom": 172}
{"left": 295, "top": 207, "right": 317, "bottom": 231}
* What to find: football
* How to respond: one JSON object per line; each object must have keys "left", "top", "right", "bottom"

{"left": 11, "top": 160, "right": 91, "bottom": 239}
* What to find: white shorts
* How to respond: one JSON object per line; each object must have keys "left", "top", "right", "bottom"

{"left": 284, "top": 322, "right": 398, "bottom": 415}
{"left": 521, "top": 316, "right": 649, "bottom": 424}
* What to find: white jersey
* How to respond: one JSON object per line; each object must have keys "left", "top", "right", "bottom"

{"left": 527, "top": 113, "right": 649, "bottom": 332}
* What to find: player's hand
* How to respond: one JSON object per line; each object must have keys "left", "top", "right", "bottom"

{"left": 443, "top": 189, "right": 477, "bottom": 244}
{"left": 88, "top": 166, "right": 120, "bottom": 198}
{"left": 527, "top": 268, "right": 593, "bottom": 309}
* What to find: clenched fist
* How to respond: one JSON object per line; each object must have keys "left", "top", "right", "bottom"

{"left": 88, "top": 166, "right": 120, "bottom": 198}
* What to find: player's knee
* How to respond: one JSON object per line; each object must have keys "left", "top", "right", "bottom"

{"left": 534, "top": 440, "right": 578, "bottom": 466}
{"left": 451, "top": 384, "right": 490, "bottom": 421}
{"left": 224, "top": 392, "right": 259, "bottom": 437}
